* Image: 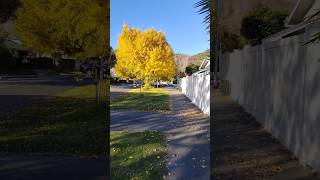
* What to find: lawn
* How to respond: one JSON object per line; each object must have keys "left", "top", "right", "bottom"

{"left": 0, "top": 81, "right": 109, "bottom": 158}
{"left": 110, "top": 88, "right": 170, "bottom": 112}
{"left": 61, "top": 81, "right": 108, "bottom": 101}
{"left": 110, "top": 131, "right": 167, "bottom": 180}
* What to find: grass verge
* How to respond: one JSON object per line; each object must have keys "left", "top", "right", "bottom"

{"left": 0, "top": 81, "right": 109, "bottom": 158}
{"left": 110, "top": 131, "right": 167, "bottom": 180}
{"left": 110, "top": 88, "right": 170, "bottom": 112}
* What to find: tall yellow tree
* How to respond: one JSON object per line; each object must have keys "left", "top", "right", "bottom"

{"left": 115, "top": 25, "right": 175, "bottom": 87}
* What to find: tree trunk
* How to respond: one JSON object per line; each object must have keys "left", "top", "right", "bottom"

{"left": 98, "top": 57, "right": 104, "bottom": 104}
{"left": 94, "top": 61, "right": 99, "bottom": 104}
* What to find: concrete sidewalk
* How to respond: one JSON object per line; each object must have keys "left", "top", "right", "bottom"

{"left": 212, "top": 89, "right": 319, "bottom": 180}
{"left": 165, "top": 88, "right": 210, "bottom": 180}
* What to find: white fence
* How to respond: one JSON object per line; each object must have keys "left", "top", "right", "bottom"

{"left": 180, "top": 71, "right": 210, "bottom": 115}
{"left": 221, "top": 23, "right": 320, "bottom": 172}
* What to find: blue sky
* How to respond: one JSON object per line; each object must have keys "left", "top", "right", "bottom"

{"left": 110, "top": 0, "right": 209, "bottom": 56}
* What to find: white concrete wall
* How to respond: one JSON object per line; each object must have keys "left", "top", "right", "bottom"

{"left": 221, "top": 24, "right": 320, "bottom": 172}
{"left": 180, "top": 72, "right": 210, "bottom": 115}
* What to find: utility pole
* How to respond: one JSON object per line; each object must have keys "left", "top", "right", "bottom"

{"left": 214, "top": 0, "right": 221, "bottom": 88}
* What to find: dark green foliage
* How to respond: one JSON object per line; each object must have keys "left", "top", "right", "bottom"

{"left": 0, "top": 0, "right": 20, "bottom": 22}
{"left": 194, "top": 0, "right": 210, "bottom": 29}
{"left": 185, "top": 63, "right": 200, "bottom": 76}
{"left": 0, "top": 45, "right": 15, "bottom": 69}
{"left": 221, "top": 29, "right": 245, "bottom": 53}
{"left": 240, "top": 7, "right": 288, "bottom": 44}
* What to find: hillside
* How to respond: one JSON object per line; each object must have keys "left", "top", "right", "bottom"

{"left": 193, "top": 49, "right": 209, "bottom": 63}
{"left": 221, "top": 0, "right": 297, "bottom": 35}
{"left": 174, "top": 50, "right": 209, "bottom": 72}
{"left": 174, "top": 54, "right": 195, "bottom": 72}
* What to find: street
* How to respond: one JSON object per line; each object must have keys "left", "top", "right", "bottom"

{"left": 0, "top": 75, "right": 90, "bottom": 116}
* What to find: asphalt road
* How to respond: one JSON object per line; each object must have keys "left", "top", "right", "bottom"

{"left": 0, "top": 153, "right": 107, "bottom": 180}
{"left": 0, "top": 75, "right": 88, "bottom": 116}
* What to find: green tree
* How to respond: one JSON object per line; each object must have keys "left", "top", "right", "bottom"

{"left": 240, "top": 7, "right": 288, "bottom": 44}
{"left": 185, "top": 63, "right": 200, "bottom": 76}
{"left": 0, "top": 0, "right": 19, "bottom": 23}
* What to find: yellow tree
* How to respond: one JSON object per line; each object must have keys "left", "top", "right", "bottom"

{"left": 115, "top": 25, "right": 175, "bottom": 88}
{"left": 15, "top": 0, "right": 108, "bottom": 103}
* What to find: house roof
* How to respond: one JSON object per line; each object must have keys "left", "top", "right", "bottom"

{"left": 267, "top": 0, "right": 320, "bottom": 41}
{"left": 266, "top": 21, "right": 309, "bottom": 41}
{"left": 0, "top": 19, "right": 27, "bottom": 51}
{"left": 199, "top": 58, "right": 210, "bottom": 70}
{"left": 286, "top": 0, "right": 316, "bottom": 25}
{"left": 2, "top": 39, "right": 27, "bottom": 51}
{"left": 0, "top": 19, "right": 19, "bottom": 41}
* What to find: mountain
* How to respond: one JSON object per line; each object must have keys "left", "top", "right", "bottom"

{"left": 174, "top": 54, "right": 195, "bottom": 72}
{"left": 174, "top": 50, "right": 209, "bottom": 72}
{"left": 193, "top": 49, "right": 209, "bottom": 63}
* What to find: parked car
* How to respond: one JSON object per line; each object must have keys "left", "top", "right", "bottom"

{"left": 133, "top": 81, "right": 144, "bottom": 88}
{"left": 80, "top": 60, "right": 108, "bottom": 79}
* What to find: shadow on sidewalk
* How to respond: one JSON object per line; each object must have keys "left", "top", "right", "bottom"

{"left": 212, "top": 88, "right": 319, "bottom": 180}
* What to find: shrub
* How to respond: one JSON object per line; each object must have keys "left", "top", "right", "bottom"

{"left": 240, "top": 7, "right": 288, "bottom": 45}
{"left": 185, "top": 63, "right": 200, "bottom": 76}
{"left": 0, "top": 45, "right": 15, "bottom": 69}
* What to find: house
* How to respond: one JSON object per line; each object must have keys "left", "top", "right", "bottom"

{"left": 0, "top": 19, "right": 82, "bottom": 72}
{"left": 267, "top": 0, "right": 320, "bottom": 41}
{"left": 0, "top": 19, "right": 29, "bottom": 58}
{"left": 193, "top": 57, "right": 210, "bottom": 75}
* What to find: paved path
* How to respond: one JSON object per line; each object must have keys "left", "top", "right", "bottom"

{"left": 212, "top": 89, "right": 319, "bottom": 180}
{"left": 110, "top": 110, "right": 169, "bottom": 132}
{"left": 110, "top": 87, "right": 210, "bottom": 179}
{"left": 165, "top": 88, "right": 210, "bottom": 180}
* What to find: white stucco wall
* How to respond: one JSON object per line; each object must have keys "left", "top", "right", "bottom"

{"left": 221, "top": 24, "right": 320, "bottom": 173}
{"left": 180, "top": 71, "right": 210, "bottom": 115}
